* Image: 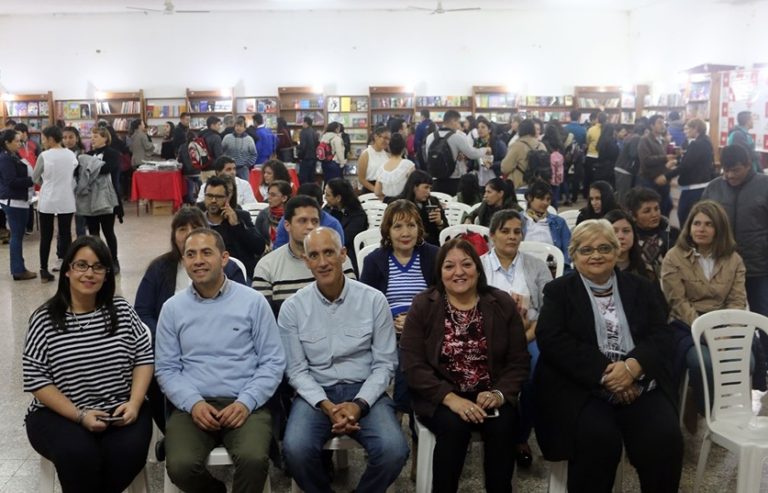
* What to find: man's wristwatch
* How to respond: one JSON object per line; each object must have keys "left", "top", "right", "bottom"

{"left": 353, "top": 398, "right": 370, "bottom": 418}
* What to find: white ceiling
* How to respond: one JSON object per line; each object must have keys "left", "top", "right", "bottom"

{"left": 1, "top": 0, "right": 668, "bottom": 15}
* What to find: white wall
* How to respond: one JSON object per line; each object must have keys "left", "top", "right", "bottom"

{"left": 0, "top": 9, "right": 631, "bottom": 98}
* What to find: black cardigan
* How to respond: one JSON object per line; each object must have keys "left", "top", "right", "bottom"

{"left": 533, "top": 270, "right": 677, "bottom": 460}
{"left": 668, "top": 134, "right": 715, "bottom": 186}
{"left": 359, "top": 242, "right": 439, "bottom": 294}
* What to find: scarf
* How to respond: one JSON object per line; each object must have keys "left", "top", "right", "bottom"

{"left": 526, "top": 208, "right": 547, "bottom": 221}
{"left": 268, "top": 206, "right": 284, "bottom": 244}
{"left": 580, "top": 272, "right": 634, "bottom": 360}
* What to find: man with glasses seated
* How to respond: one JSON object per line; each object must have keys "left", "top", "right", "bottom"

{"left": 200, "top": 175, "right": 264, "bottom": 281}
{"left": 196, "top": 156, "right": 258, "bottom": 207}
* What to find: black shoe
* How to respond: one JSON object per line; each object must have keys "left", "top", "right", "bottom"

{"left": 155, "top": 437, "right": 165, "bottom": 462}
{"left": 515, "top": 446, "right": 533, "bottom": 468}
{"left": 40, "top": 269, "right": 55, "bottom": 283}
{"left": 13, "top": 270, "right": 37, "bottom": 281}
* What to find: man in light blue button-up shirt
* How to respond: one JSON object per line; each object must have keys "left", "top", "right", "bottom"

{"left": 279, "top": 227, "right": 408, "bottom": 493}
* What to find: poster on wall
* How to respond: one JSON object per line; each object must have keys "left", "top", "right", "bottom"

{"left": 719, "top": 69, "right": 768, "bottom": 151}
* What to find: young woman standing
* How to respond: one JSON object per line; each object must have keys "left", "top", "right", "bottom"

{"left": 0, "top": 129, "right": 35, "bottom": 280}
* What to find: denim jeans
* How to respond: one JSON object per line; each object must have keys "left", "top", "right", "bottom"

{"left": 235, "top": 166, "right": 250, "bottom": 182}
{"left": 677, "top": 188, "right": 705, "bottom": 229}
{"left": 283, "top": 382, "right": 409, "bottom": 493}
{"left": 1, "top": 203, "right": 29, "bottom": 275}
{"left": 74, "top": 215, "right": 87, "bottom": 237}
{"left": 514, "top": 340, "right": 539, "bottom": 444}
{"left": 184, "top": 176, "right": 201, "bottom": 205}
{"left": 321, "top": 161, "right": 343, "bottom": 184}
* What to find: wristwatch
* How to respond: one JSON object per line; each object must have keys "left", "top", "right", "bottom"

{"left": 353, "top": 398, "right": 370, "bottom": 418}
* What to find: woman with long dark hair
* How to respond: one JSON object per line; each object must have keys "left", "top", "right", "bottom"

{"left": 24, "top": 236, "right": 154, "bottom": 492}
{"left": 472, "top": 116, "right": 507, "bottom": 186}
{"left": 374, "top": 133, "right": 416, "bottom": 201}
{"left": 0, "top": 128, "right": 35, "bottom": 280}
{"left": 160, "top": 121, "right": 176, "bottom": 160}
{"left": 464, "top": 177, "right": 518, "bottom": 227}
{"left": 276, "top": 117, "right": 296, "bottom": 163}
{"left": 604, "top": 209, "right": 653, "bottom": 280}
{"left": 323, "top": 178, "right": 368, "bottom": 273}
{"left": 398, "top": 169, "right": 447, "bottom": 246}
{"left": 576, "top": 180, "right": 620, "bottom": 224}
{"left": 594, "top": 123, "right": 619, "bottom": 187}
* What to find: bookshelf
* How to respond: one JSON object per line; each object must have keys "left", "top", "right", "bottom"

{"left": 517, "top": 94, "right": 574, "bottom": 122}
{"left": 235, "top": 96, "right": 279, "bottom": 129}
{"left": 369, "top": 86, "right": 414, "bottom": 130}
{"left": 1, "top": 92, "right": 54, "bottom": 143}
{"left": 54, "top": 98, "right": 96, "bottom": 142}
{"left": 186, "top": 88, "right": 234, "bottom": 130}
{"left": 327, "top": 95, "right": 369, "bottom": 160}
{"left": 574, "top": 86, "right": 638, "bottom": 126}
{"left": 95, "top": 90, "right": 144, "bottom": 133}
{"left": 278, "top": 86, "right": 325, "bottom": 141}
{"left": 472, "top": 86, "right": 518, "bottom": 124}
{"left": 414, "top": 95, "right": 472, "bottom": 124}
{"left": 144, "top": 97, "right": 187, "bottom": 139}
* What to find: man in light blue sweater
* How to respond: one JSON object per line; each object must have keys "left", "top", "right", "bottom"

{"left": 155, "top": 228, "right": 285, "bottom": 493}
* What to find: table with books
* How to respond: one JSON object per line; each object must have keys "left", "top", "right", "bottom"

{"left": 130, "top": 165, "right": 186, "bottom": 214}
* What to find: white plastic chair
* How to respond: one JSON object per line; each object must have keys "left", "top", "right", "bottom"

{"left": 228, "top": 256, "right": 248, "bottom": 281}
{"left": 519, "top": 240, "right": 565, "bottom": 277}
{"left": 357, "top": 244, "right": 378, "bottom": 278}
{"left": 443, "top": 202, "right": 473, "bottom": 227}
{"left": 362, "top": 201, "right": 388, "bottom": 228}
{"left": 41, "top": 457, "right": 149, "bottom": 493}
{"left": 558, "top": 209, "right": 580, "bottom": 232}
{"left": 691, "top": 309, "right": 768, "bottom": 493}
{"left": 353, "top": 229, "right": 382, "bottom": 263}
{"left": 242, "top": 202, "right": 269, "bottom": 222}
{"left": 438, "top": 225, "right": 490, "bottom": 246}
{"left": 290, "top": 436, "right": 394, "bottom": 493}
{"left": 358, "top": 193, "right": 381, "bottom": 204}
{"left": 164, "top": 447, "right": 271, "bottom": 493}
{"left": 429, "top": 191, "right": 453, "bottom": 205}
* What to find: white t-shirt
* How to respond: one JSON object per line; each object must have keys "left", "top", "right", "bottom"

{"left": 524, "top": 215, "right": 554, "bottom": 245}
{"left": 35, "top": 148, "right": 78, "bottom": 214}
{"left": 376, "top": 159, "right": 415, "bottom": 198}
{"left": 363, "top": 146, "right": 390, "bottom": 181}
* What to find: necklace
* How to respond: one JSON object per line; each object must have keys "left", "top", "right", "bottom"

{"left": 68, "top": 307, "right": 102, "bottom": 332}
{"left": 445, "top": 296, "right": 481, "bottom": 335}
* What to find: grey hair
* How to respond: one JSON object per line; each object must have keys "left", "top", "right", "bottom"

{"left": 303, "top": 227, "right": 343, "bottom": 253}
{"left": 568, "top": 219, "right": 619, "bottom": 260}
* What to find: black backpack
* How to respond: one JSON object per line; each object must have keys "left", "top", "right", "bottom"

{"left": 427, "top": 129, "right": 456, "bottom": 179}
{"left": 521, "top": 140, "right": 552, "bottom": 184}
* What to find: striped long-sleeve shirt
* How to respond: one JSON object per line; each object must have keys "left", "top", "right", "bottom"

{"left": 23, "top": 297, "right": 154, "bottom": 414}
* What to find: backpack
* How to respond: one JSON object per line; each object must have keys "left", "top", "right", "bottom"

{"left": 187, "top": 135, "right": 211, "bottom": 171}
{"left": 521, "top": 140, "right": 552, "bottom": 184}
{"left": 459, "top": 230, "right": 489, "bottom": 256}
{"left": 316, "top": 140, "right": 335, "bottom": 162}
{"left": 427, "top": 129, "right": 457, "bottom": 179}
{"left": 550, "top": 150, "right": 564, "bottom": 186}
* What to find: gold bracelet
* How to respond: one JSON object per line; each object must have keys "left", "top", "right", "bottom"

{"left": 623, "top": 361, "right": 638, "bottom": 380}
{"left": 491, "top": 390, "right": 505, "bottom": 406}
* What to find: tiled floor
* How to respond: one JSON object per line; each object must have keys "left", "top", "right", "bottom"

{"left": 0, "top": 203, "right": 764, "bottom": 492}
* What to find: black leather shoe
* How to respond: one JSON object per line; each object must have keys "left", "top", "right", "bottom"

{"left": 155, "top": 437, "right": 165, "bottom": 462}
{"left": 515, "top": 446, "right": 533, "bottom": 468}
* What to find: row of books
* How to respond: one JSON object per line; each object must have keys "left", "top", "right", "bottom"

{"left": 5, "top": 101, "right": 50, "bottom": 117}
{"left": 327, "top": 113, "right": 368, "bottom": 128}
{"left": 57, "top": 102, "right": 93, "bottom": 120}
{"left": 110, "top": 118, "right": 131, "bottom": 131}
{"left": 371, "top": 112, "right": 413, "bottom": 125}
{"left": 145, "top": 104, "right": 187, "bottom": 119}
{"left": 689, "top": 81, "right": 711, "bottom": 101}
{"left": 65, "top": 120, "right": 96, "bottom": 135}
{"left": 644, "top": 93, "right": 685, "bottom": 107}
{"left": 6, "top": 117, "right": 49, "bottom": 130}
{"left": 517, "top": 110, "right": 571, "bottom": 121}
{"left": 294, "top": 111, "right": 325, "bottom": 126}
{"left": 414, "top": 111, "right": 472, "bottom": 123}
{"left": 521, "top": 95, "right": 575, "bottom": 107}
{"left": 474, "top": 111, "right": 515, "bottom": 123}
{"left": 415, "top": 96, "right": 472, "bottom": 108}
{"left": 474, "top": 94, "right": 517, "bottom": 109}
{"left": 189, "top": 100, "right": 233, "bottom": 112}
{"left": 577, "top": 97, "right": 622, "bottom": 108}
{"left": 371, "top": 97, "right": 413, "bottom": 109}
{"left": 236, "top": 98, "right": 278, "bottom": 114}
{"left": 283, "top": 97, "right": 324, "bottom": 110}
{"left": 327, "top": 97, "right": 368, "bottom": 113}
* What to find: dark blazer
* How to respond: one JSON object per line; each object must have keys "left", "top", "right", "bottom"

{"left": 533, "top": 270, "right": 676, "bottom": 460}
{"left": 360, "top": 242, "right": 439, "bottom": 293}
{"left": 401, "top": 287, "right": 530, "bottom": 418}
{"left": 0, "top": 150, "right": 33, "bottom": 202}
{"left": 669, "top": 134, "right": 715, "bottom": 186}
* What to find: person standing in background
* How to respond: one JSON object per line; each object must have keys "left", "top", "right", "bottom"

{"left": 637, "top": 115, "right": 677, "bottom": 218}
{"left": 667, "top": 118, "right": 715, "bottom": 227}
{"left": 357, "top": 125, "right": 391, "bottom": 194}
{"left": 414, "top": 109, "right": 432, "bottom": 169}
{"left": 296, "top": 116, "right": 318, "bottom": 185}
{"left": 727, "top": 110, "right": 761, "bottom": 173}
{"left": 171, "top": 112, "right": 191, "bottom": 158}
{"left": 250, "top": 113, "right": 277, "bottom": 166}
{"left": 276, "top": 117, "right": 296, "bottom": 163}
{"left": 222, "top": 117, "right": 257, "bottom": 181}
{"left": 584, "top": 112, "right": 605, "bottom": 197}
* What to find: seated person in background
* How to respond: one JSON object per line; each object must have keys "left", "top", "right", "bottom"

{"left": 323, "top": 178, "right": 368, "bottom": 275}
{"left": 463, "top": 177, "right": 519, "bottom": 226}
{"left": 661, "top": 200, "right": 749, "bottom": 426}
{"left": 199, "top": 175, "right": 264, "bottom": 281}
{"left": 401, "top": 238, "right": 529, "bottom": 493}
{"left": 455, "top": 173, "right": 482, "bottom": 206}
{"left": 398, "top": 169, "right": 447, "bottom": 246}
{"left": 196, "top": 156, "right": 257, "bottom": 207}
{"left": 480, "top": 209, "right": 552, "bottom": 468}
{"left": 23, "top": 236, "right": 154, "bottom": 493}
{"left": 604, "top": 209, "right": 655, "bottom": 280}
{"left": 134, "top": 206, "right": 246, "bottom": 431}
{"left": 273, "top": 183, "right": 344, "bottom": 249}
{"left": 374, "top": 133, "right": 416, "bottom": 201}
{"left": 256, "top": 159, "right": 292, "bottom": 202}
{"left": 575, "top": 180, "right": 620, "bottom": 224}
{"left": 155, "top": 229, "right": 285, "bottom": 493}
{"left": 254, "top": 179, "right": 291, "bottom": 251}
{"left": 279, "top": 228, "right": 409, "bottom": 493}
{"left": 623, "top": 186, "right": 671, "bottom": 281}
{"left": 253, "top": 195, "right": 355, "bottom": 318}
{"left": 523, "top": 179, "right": 571, "bottom": 266}
{"left": 534, "top": 220, "right": 682, "bottom": 493}
{"left": 360, "top": 199, "right": 439, "bottom": 415}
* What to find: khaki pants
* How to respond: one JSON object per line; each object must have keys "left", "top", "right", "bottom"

{"left": 165, "top": 398, "right": 272, "bottom": 493}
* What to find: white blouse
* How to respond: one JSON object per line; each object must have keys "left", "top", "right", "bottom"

{"left": 363, "top": 146, "right": 390, "bottom": 181}
{"left": 376, "top": 159, "right": 415, "bottom": 198}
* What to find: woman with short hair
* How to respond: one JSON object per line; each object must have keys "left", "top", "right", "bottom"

{"left": 623, "top": 186, "right": 670, "bottom": 281}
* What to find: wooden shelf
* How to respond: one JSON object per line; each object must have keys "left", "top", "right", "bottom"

{"left": 369, "top": 86, "right": 414, "bottom": 128}
{"left": 2, "top": 91, "right": 55, "bottom": 135}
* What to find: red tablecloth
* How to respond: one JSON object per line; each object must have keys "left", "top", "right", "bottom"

{"left": 130, "top": 170, "right": 186, "bottom": 210}
{"left": 249, "top": 168, "right": 300, "bottom": 201}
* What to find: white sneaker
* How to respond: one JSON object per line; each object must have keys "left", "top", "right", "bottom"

{"left": 52, "top": 258, "right": 63, "bottom": 272}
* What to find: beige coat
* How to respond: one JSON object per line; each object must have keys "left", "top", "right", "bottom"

{"left": 500, "top": 135, "right": 547, "bottom": 189}
{"left": 660, "top": 245, "right": 747, "bottom": 326}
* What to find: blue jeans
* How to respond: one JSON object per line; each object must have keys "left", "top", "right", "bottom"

{"left": 75, "top": 215, "right": 87, "bottom": 237}
{"left": 1, "top": 203, "right": 29, "bottom": 275}
{"left": 677, "top": 188, "right": 705, "bottom": 229}
{"left": 235, "top": 166, "right": 250, "bottom": 181}
{"left": 283, "top": 383, "right": 409, "bottom": 493}
{"left": 299, "top": 159, "right": 317, "bottom": 185}
{"left": 321, "top": 161, "right": 343, "bottom": 184}
{"left": 184, "top": 176, "right": 201, "bottom": 205}
{"left": 514, "top": 340, "right": 539, "bottom": 444}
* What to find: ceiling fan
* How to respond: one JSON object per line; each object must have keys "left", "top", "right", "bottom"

{"left": 408, "top": 1, "right": 481, "bottom": 14}
{"left": 126, "top": 0, "right": 209, "bottom": 15}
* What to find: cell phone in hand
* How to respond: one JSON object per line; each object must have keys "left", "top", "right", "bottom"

{"left": 97, "top": 415, "right": 125, "bottom": 423}
{"left": 484, "top": 408, "right": 500, "bottom": 419}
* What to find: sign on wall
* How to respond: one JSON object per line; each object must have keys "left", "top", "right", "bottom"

{"left": 719, "top": 69, "right": 768, "bottom": 151}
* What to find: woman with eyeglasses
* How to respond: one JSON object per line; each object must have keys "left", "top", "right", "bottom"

{"left": 23, "top": 236, "right": 154, "bottom": 492}
{"left": 534, "top": 219, "right": 681, "bottom": 493}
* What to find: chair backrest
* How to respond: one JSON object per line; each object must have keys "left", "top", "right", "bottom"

{"left": 227, "top": 257, "right": 248, "bottom": 281}
{"left": 358, "top": 193, "right": 381, "bottom": 204}
{"left": 518, "top": 240, "right": 565, "bottom": 277}
{"left": 353, "top": 228, "right": 382, "bottom": 261}
{"left": 242, "top": 201, "right": 269, "bottom": 222}
{"left": 443, "top": 202, "right": 473, "bottom": 227}
{"left": 691, "top": 309, "right": 768, "bottom": 426}
{"left": 558, "top": 209, "right": 580, "bottom": 231}
{"left": 439, "top": 224, "right": 491, "bottom": 246}
{"left": 357, "top": 244, "right": 379, "bottom": 278}
{"left": 362, "top": 201, "right": 388, "bottom": 228}
{"left": 430, "top": 191, "right": 453, "bottom": 205}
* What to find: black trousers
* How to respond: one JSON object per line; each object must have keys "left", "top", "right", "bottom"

{"left": 419, "top": 402, "right": 517, "bottom": 493}
{"left": 86, "top": 214, "right": 118, "bottom": 260}
{"left": 583, "top": 157, "right": 598, "bottom": 197}
{"left": 39, "top": 212, "right": 73, "bottom": 271}
{"left": 26, "top": 403, "right": 152, "bottom": 493}
{"left": 568, "top": 392, "right": 682, "bottom": 493}
{"left": 432, "top": 178, "right": 459, "bottom": 196}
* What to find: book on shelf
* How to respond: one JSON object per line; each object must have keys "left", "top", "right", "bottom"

{"left": 80, "top": 104, "right": 92, "bottom": 119}
{"left": 27, "top": 102, "right": 38, "bottom": 116}
{"left": 371, "top": 96, "right": 413, "bottom": 109}
{"left": 372, "top": 112, "right": 413, "bottom": 125}
{"left": 119, "top": 101, "right": 141, "bottom": 113}
{"left": 39, "top": 101, "right": 49, "bottom": 116}
{"left": 327, "top": 97, "right": 340, "bottom": 112}
{"left": 213, "top": 100, "right": 233, "bottom": 112}
{"left": 474, "top": 93, "right": 517, "bottom": 109}
{"left": 146, "top": 104, "right": 187, "bottom": 119}
{"left": 190, "top": 117, "right": 207, "bottom": 129}
{"left": 474, "top": 110, "right": 514, "bottom": 123}
{"left": 523, "top": 96, "right": 571, "bottom": 107}
{"left": 199, "top": 101, "right": 209, "bottom": 112}
{"left": 111, "top": 118, "right": 130, "bottom": 131}
{"left": 26, "top": 119, "right": 42, "bottom": 130}
{"left": 66, "top": 120, "right": 95, "bottom": 135}
{"left": 415, "top": 96, "right": 471, "bottom": 108}
{"left": 295, "top": 111, "right": 325, "bottom": 126}
{"left": 577, "top": 97, "right": 621, "bottom": 108}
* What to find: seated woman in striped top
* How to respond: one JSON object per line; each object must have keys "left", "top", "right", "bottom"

{"left": 361, "top": 199, "right": 439, "bottom": 414}
{"left": 23, "top": 236, "right": 154, "bottom": 493}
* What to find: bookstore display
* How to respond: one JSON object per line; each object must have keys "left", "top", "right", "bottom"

{"left": 719, "top": 68, "right": 768, "bottom": 151}
{"left": 1, "top": 92, "right": 54, "bottom": 142}
{"left": 278, "top": 87, "right": 325, "bottom": 131}
{"left": 518, "top": 95, "right": 575, "bottom": 122}
{"left": 94, "top": 91, "right": 144, "bottom": 132}
{"left": 145, "top": 97, "right": 187, "bottom": 138}
{"left": 54, "top": 99, "right": 96, "bottom": 139}
{"left": 472, "top": 86, "right": 518, "bottom": 123}
{"left": 235, "top": 96, "right": 279, "bottom": 129}
{"left": 414, "top": 96, "right": 472, "bottom": 123}
{"left": 327, "top": 95, "right": 369, "bottom": 159}
{"left": 574, "top": 86, "right": 638, "bottom": 125}
{"left": 369, "top": 86, "right": 414, "bottom": 128}
{"left": 186, "top": 88, "right": 234, "bottom": 130}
